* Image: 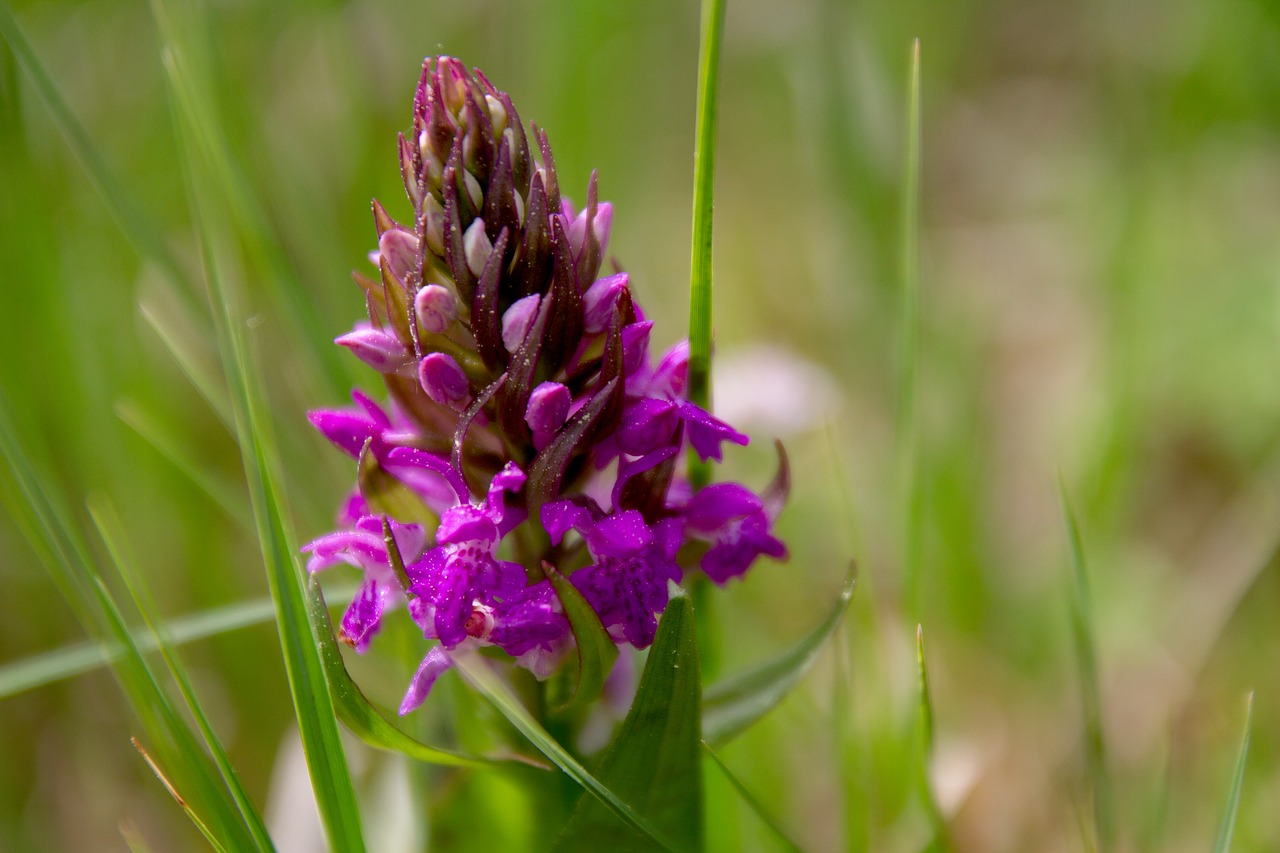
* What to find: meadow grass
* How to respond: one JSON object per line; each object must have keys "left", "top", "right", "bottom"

{"left": 3, "top": 0, "right": 1279, "bottom": 850}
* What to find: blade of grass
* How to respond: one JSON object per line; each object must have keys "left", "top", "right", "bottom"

{"left": 0, "top": 396, "right": 261, "bottom": 850}
{"left": 897, "top": 38, "right": 924, "bottom": 619}
{"left": 116, "top": 400, "right": 250, "bottom": 530}
{"left": 0, "top": 1, "right": 189, "bottom": 291}
{"left": 452, "top": 651, "right": 676, "bottom": 851}
{"left": 545, "top": 563, "right": 618, "bottom": 715}
{"left": 703, "top": 563, "right": 856, "bottom": 746}
{"left": 90, "top": 496, "right": 275, "bottom": 852}
{"left": 916, "top": 625, "right": 949, "bottom": 852}
{"left": 1212, "top": 692, "right": 1254, "bottom": 853}
{"left": 139, "top": 297, "right": 235, "bottom": 431}
{"left": 701, "top": 743, "right": 805, "bottom": 853}
{"left": 685, "top": 0, "right": 727, "bottom": 492}
{"left": 133, "top": 738, "right": 230, "bottom": 853}
{"left": 1060, "top": 480, "right": 1114, "bottom": 853}
{"left": 158, "top": 12, "right": 366, "bottom": 847}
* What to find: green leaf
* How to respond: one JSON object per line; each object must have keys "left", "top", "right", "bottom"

{"left": 559, "top": 592, "right": 702, "bottom": 852}
{"left": 1213, "top": 692, "right": 1254, "bottom": 853}
{"left": 704, "top": 564, "right": 857, "bottom": 747}
{"left": 701, "top": 742, "right": 804, "bottom": 853}
{"left": 1061, "top": 481, "right": 1114, "bottom": 853}
{"left": 90, "top": 497, "right": 275, "bottom": 852}
{"left": 685, "top": 0, "right": 727, "bottom": 491}
{"left": 451, "top": 651, "right": 675, "bottom": 851}
{"left": 545, "top": 563, "right": 618, "bottom": 714}
{"left": 305, "top": 578, "right": 489, "bottom": 768}
{"left": 915, "top": 625, "right": 949, "bottom": 852}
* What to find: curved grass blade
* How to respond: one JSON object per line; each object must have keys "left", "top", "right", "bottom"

{"left": 704, "top": 563, "right": 857, "bottom": 747}
{"left": 160, "top": 21, "right": 366, "bottom": 847}
{"left": 685, "top": 0, "right": 727, "bottom": 491}
{"left": 0, "top": 585, "right": 355, "bottom": 700}
{"left": 1213, "top": 692, "right": 1254, "bottom": 853}
{"left": 133, "top": 738, "right": 230, "bottom": 853}
{"left": 545, "top": 563, "right": 618, "bottom": 714}
{"left": 702, "top": 742, "right": 804, "bottom": 853}
{"left": 1060, "top": 481, "right": 1114, "bottom": 853}
{"left": 451, "top": 651, "right": 676, "bottom": 851}
{"left": 916, "top": 625, "right": 949, "bottom": 852}
{"left": 0, "top": 397, "right": 260, "bottom": 851}
{"left": 558, "top": 592, "right": 701, "bottom": 852}
{"left": 305, "top": 579, "right": 488, "bottom": 768}
{"left": 91, "top": 497, "right": 275, "bottom": 852}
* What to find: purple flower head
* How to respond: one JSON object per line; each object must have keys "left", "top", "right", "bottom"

{"left": 303, "top": 55, "right": 789, "bottom": 714}
{"left": 302, "top": 516, "right": 427, "bottom": 651}
{"left": 543, "top": 502, "right": 682, "bottom": 648}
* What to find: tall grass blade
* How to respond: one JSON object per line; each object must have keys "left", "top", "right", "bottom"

{"left": 704, "top": 563, "right": 856, "bottom": 746}
{"left": 1213, "top": 692, "right": 1254, "bottom": 853}
{"left": 132, "top": 738, "right": 230, "bottom": 853}
{"left": 156, "top": 6, "right": 366, "bottom": 845}
{"left": 0, "top": 1, "right": 189, "bottom": 290}
{"left": 898, "top": 38, "right": 924, "bottom": 618}
{"left": 702, "top": 742, "right": 805, "bottom": 853}
{"left": 686, "top": 0, "right": 727, "bottom": 491}
{"left": 916, "top": 625, "right": 949, "bottom": 852}
{"left": 90, "top": 497, "right": 276, "bottom": 852}
{"left": 452, "top": 651, "right": 676, "bottom": 851}
{"left": 0, "top": 397, "right": 260, "bottom": 850}
{"left": 139, "top": 298, "right": 235, "bottom": 431}
{"left": 1061, "top": 481, "right": 1114, "bottom": 853}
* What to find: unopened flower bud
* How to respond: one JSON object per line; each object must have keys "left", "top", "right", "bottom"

{"left": 463, "top": 218, "right": 494, "bottom": 278}
{"left": 621, "top": 321, "right": 653, "bottom": 375}
{"left": 592, "top": 202, "right": 614, "bottom": 257}
{"left": 414, "top": 285, "right": 458, "bottom": 334}
{"left": 423, "top": 195, "right": 445, "bottom": 257}
{"left": 486, "top": 95, "right": 508, "bottom": 137}
{"left": 526, "top": 382, "right": 572, "bottom": 449}
{"left": 582, "top": 273, "right": 629, "bottom": 334}
{"left": 463, "top": 170, "right": 484, "bottom": 212}
{"left": 336, "top": 327, "right": 409, "bottom": 373}
{"left": 502, "top": 294, "right": 541, "bottom": 353}
{"left": 379, "top": 228, "right": 419, "bottom": 286}
{"left": 419, "top": 352, "right": 471, "bottom": 410}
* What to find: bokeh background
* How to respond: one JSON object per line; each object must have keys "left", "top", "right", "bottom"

{"left": 3, "top": 0, "right": 1280, "bottom": 850}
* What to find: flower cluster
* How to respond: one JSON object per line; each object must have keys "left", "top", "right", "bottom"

{"left": 304, "top": 57, "right": 787, "bottom": 714}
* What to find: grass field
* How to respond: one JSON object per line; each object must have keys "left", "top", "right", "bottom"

{"left": 2, "top": 0, "right": 1279, "bottom": 850}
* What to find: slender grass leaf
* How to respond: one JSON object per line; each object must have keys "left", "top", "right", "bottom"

{"left": 139, "top": 298, "right": 234, "bottom": 431}
{"left": 1213, "top": 692, "right": 1254, "bottom": 853}
{"left": 452, "top": 651, "right": 675, "bottom": 851}
{"left": 91, "top": 498, "right": 275, "bottom": 852}
{"left": 897, "top": 38, "right": 924, "bottom": 618}
{"left": 132, "top": 737, "right": 230, "bottom": 853}
{"left": 0, "top": 585, "right": 354, "bottom": 700}
{"left": 704, "top": 563, "right": 857, "bottom": 747}
{"left": 915, "top": 625, "right": 949, "bottom": 852}
{"left": 0, "top": 397, "right": 259, "bottom": 850}
{"left": 159, "top": 14, "right": 366, "bottom": 847}
{"left": 0, "top": 1, "right": 189, "bottom": 290}
{"left": 116, "top": 400, "right": 250, "bottom": 530}
{"left": 545, "top": 563, "right": 618, "bottom": 714}
{"left": 685, "top": 0, "right": 726, "bottom": 491}
{"left": 702, "top": 742, "right": 804, "bottom": 853}
{"left": 559, "top": 592, "right": 701, "bottom": 852}
{"left": 1061, "top": 481, "right": 1114, "bottom": 853}
{"left": 305, "top": 579, "right": 489, "bottom": 768}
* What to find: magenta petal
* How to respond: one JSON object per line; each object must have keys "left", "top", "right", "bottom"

{"left": 341, "top": 579, "right": 385, "bottom": 653}
{"left": 541, "top": 500, "right": 593, "bottom": 545}
{"left": 399, "top": 646, "right": 454, "bottom": 715}
{"left": 680, "top": 402, "right": 749, "bottom": 462}
{"left": 683, "top": 482, "right": 764, "bottom": 531}
{"left": 617, "top": 398, "right": 679, "bottom": 456}
{"left": 308, "top": 409, "right": 378, "bottom": 458}
{"left": 585, "top": 510, "right": 653, "bottom": 558}
{"left": 437, "top": 504, "right": 498, "bottom": 546}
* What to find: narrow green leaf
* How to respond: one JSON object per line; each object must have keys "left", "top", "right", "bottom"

{"left": 0, "top": 396, "right": 259, "bottom": 851}
{"left": 545, "top": 563, "right": 618, "bottom": 714}
{"left": 898, "top": 38, "right": 924, "bottom": 618}
{"left": 1213, "top": 692, "right": 1254, "bottom": 853}
{"left": 1060, "top": 481, "right": 1114, "bottom": 853}
{"left": 90, "top": 497, "right": 275, "bottom": 852}
{"left": 685, "top": 0, "right": 727, "bottom": 491}
{"left": 0, "top": 586, "right": 354, "bottom": 700}
{"left": 559, "top": 592, "right": 702, "bottom": 852}
{"left": 305, "top": 579, "right": 488, "bottom": 768}
{"left": 139, "top": 298, "right": 234, "bottom": 431}
{"left": 158, "top": 8, "right": 366, "bottom": 845}
{"left": 916, "top": 625, "right": 949, "bottom": 852}
{"left": 116, "top": 400, "right": 250, "bottom": 530}
{"left": 132, "top": 737, "right": 231, "bottom": 853}
{"left": 452, "top": 651, "right": 676, "bottom": 851}
{"left": 702, "top": 742, "right": 804, "bottom": 853}
{"left": 704, "top": 564, "right": 857, "bottom": 747}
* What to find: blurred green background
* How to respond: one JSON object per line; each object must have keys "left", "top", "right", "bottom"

{"left": 3, "top": 0, "right": 1280, "bottom": 850}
